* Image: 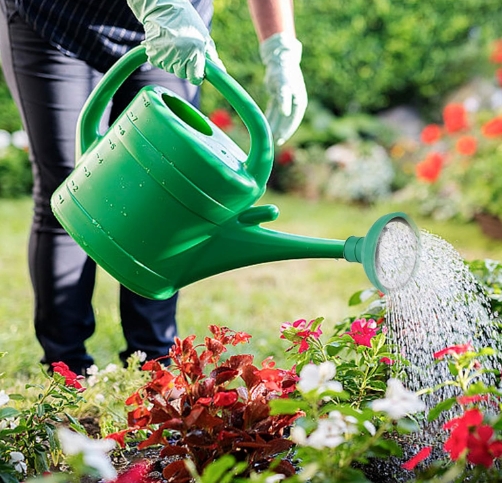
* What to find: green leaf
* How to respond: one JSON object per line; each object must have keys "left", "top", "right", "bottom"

{"left": 0, "top": 407, "right": 20, "bottom": 420}
{"left": 0, "top": 471, "right": 20, "bottom": 483}
{"left": 349, "top": 289, "right": 377, "bottom": 306}
{"left": 396, "top": 417, "right": 419, "bottom": 434}
{"left": 428, "top": 397, "right": 457, "bottom": 422}
{"left": 269, "top": 398, "right": 308, "bottom": 415}
{"left": 326, "top": 343, "right": 345, "bottom": 357}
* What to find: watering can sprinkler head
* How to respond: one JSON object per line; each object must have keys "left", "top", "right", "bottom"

{"left": 343, "top": 212, "right": 420, "bottom": 293}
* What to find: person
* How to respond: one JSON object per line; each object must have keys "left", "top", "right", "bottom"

{"left": 0, "top": 0, "right": 307, "bottom": 375}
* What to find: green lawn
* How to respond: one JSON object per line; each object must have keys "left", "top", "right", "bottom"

{"left": 1, "top": 193, "right": 502, "bottom": 385}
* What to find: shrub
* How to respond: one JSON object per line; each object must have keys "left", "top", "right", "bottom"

{"left": 0, "top": 146, "right": 32, "bottom": 198}
{"left": 208, "top": 0, "right": 502, "bottom": 116}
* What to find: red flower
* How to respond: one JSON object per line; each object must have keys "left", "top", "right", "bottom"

{"left": 346, "top": 318, "right": 378, "bottom": 347}
{"left": 457, "top": 394, "right": 489, "bottom": 406}
{"left": 213, "top": 390, "right": 238, "bottom": 407}
{"left": 497, "top": 68, "right": 502, "bottom": 86}
{"left": 455, "top": 136, "right": 477, "bottom": 156}
{"left": 441, "top": 408, "right": 502, "bottom": 468}
{"left": 433, "top": 343, "right": 474, "bottom": 360}
{"left": 415, "top": 152, "right": 444, "bottom": 183}
{"left": 51, "top": 362, "right": 85, "bottom": 392}
{"left": 466, "top": 425, "right": 502, "bottom": 468}
{"left": 482, "top": 117, "right": 502, "bottom": 138}
{"left": 209, "top": 109, "right": 233, "bottom": 131}
{"left": 443, "top": 103, "right": 469, "bottom": 133}
{"left": 380, "top": 357, "right": 395, "bottom": 365}
{"left": 490, "top": 40, "right": 502, "bottom": 64}
{"left": 420, "top": 124, "right": 442, "bottom": 144}
{"left": 277, "top": 147, "right": 295, "bottom": 166}
{"left": 107, "top": 429, "right": 131, "bottom": 448}
{"left": 113, "top": 461, "right": 155, "bottom": 483}
{"left": 402, "top": 446, "right": 432, "bottom": 471}
{"left": 443, "top": 408, "right": 483, "bottom": 460}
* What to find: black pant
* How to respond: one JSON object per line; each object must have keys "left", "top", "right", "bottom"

{"left": 0, "top": 0, "right": 206, "bottom": 374}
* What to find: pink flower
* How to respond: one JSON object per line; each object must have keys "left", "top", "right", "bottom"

{"left": 346, "top": 318, "right": 378, "bottom": 347}
{"left": 280, "top": 319, "right": 322, "bottom": 353}
{"left": 380, "top": 357, "right": 395, "bottom": 365}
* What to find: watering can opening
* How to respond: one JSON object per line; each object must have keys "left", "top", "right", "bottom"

{"left": 345, "top": 213, "right": 420, "bottom": 293}
{"left": 161, "top": 93, "right": 213, "bottom": 136}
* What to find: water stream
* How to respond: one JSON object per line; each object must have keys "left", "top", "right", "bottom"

{"left": 382, "top": 229, "right": 500, "bottom": 437}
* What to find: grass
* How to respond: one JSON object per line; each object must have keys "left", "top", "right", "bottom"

{"left": 1, "top": 193, "right": 502, "bottom": 389}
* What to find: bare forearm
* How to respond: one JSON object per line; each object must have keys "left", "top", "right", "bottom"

{"left": 247, "top": 0, "right": 296, "bottom": 42}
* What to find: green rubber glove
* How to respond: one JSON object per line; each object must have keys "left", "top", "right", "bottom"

{"left": 126, "top": 0, "right": 225, "bottom": 85}
{"left": 259, "top": 33, "right": 308, "bottom": 146}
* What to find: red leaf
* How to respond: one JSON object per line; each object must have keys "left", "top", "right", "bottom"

{"left": 222, "top": 354, "right": 254, "bottom": 372}
{"left": 273, "top": 459, "right": 297, "bottom": 477}
{"left": 243, "top": 400, "right": 270, "bottom": 429}
{"left": 185, "top": 406, "right": 223, "bottom": 429}
{"left": 241, "top": 364, "right": 262, "bottom": 390}
{"left": 150, "top": 405, "right": 180, "bottom": 425}
{"left": 160, "top": 445, "right": 190, "bottom": 458}
{"left": 209, "top": 367, "right": 239, "bottom": 385}
{"left": 138, "top": 427, "right": 166, "bottom": 449}
{"left": 162, "top": 460, "right": 191, "bottom": 483}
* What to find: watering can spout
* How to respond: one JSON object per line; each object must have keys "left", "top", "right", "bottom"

{"left": 158, "top": 209, "right": 420, "bottom": 299}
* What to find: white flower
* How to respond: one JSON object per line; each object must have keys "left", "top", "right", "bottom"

{"left": 132, "top": 350, "right": 147, "bottom": 362}
{"left": 0, "top": 390, "right": 9, "bottom": 407}
{"left": 371, "top": 378, "right": 425, "bottom": 420}
{"left": 104, "top": 364, "right": 118, "bottom": 373}
{"left": 9, "top": 452, "right": 27, "bottom": 474}
{"left": 265, "top": 474, "right": 286, "bottom": 483}
{"left": 86, "top": 365, "right": 99, "bottom": 376}
{"left": 58, "top": 427, "right": 117, "bottom": 481}
{"left": 363, "top": 420, "right": 376, "bottom": 436}
{"left": 294, "top": 410, "right": 357, "bottom": 450}
{"left": 290, "top": 425, "right": 307, "bottom": 445}
{"left": 297, "top": 361, "right": 342, "bottom": 394}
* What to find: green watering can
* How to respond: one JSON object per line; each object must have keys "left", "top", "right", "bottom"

{"left": 51, "top": 45, "right": 420, "bottom": 300}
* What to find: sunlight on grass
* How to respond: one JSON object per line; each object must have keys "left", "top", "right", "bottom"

{"left": 1, "top": 193, "right": 502, "bottom": 387}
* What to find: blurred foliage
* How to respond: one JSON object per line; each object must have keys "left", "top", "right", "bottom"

{"left": 468, "top": 259, "right": 502, "bottom": 317}
{"left": 0, "top": 68, "right": 22, "bottom": 133}
{"left": 0, "top": 146, "right": 32, "bottom": 197}
{"left": 207, "top": 0, "right": 501, "bottom": 118}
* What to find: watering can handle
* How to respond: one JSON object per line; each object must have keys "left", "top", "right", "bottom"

{"left": 77, "top": 45, "right": 274, "bottom": 189}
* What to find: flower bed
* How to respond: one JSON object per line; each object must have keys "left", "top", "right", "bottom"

{"left": 1, "top": 260, "right": 502, "bottom": 483}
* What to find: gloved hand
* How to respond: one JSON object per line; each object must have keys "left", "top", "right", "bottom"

{"left": 127, "top": 0, "right": 225, "bottom": 85}
{"left": 260, "top": 33, "right": 308, "bottom": 146}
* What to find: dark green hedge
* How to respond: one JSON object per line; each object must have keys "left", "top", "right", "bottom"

{"left": 206, "top": 0, "right": 502, "bottom": 115}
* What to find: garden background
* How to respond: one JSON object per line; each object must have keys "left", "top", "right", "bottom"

{"left": 2, "top": 1, "right": 502, "bottom": 481}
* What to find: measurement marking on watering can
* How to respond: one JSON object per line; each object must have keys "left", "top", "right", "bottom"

{"left": 128, "top": 110, "right": 138, "bottom": 122}
{"left": 71, "top": 180, "right": 78, "bottom": 192}
{"left": 117, "top": 124, "right": 126, "bottom": 136}
{"left": 109, "top": 138, "right": 117, "bottom": 150}
{"left": 96, "top": 152, "right": 104, "bottom": 164}
{"left": 83, "top": 167, "right": 91, "bottom": 178}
